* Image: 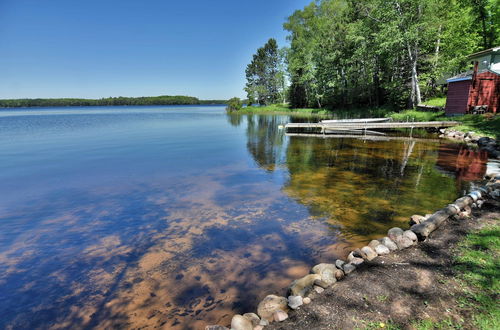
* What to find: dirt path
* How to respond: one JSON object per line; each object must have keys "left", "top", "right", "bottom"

{"left": 268, "top": 199, "right": 500, "bottom": 329}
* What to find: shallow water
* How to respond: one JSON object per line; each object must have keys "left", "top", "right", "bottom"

{"left": 0, "top": 106, "right": 486, "bottom": 329}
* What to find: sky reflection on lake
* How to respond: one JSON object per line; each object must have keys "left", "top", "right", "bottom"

{"left": 0, "top": 106, "right": 485, "bottom": 329}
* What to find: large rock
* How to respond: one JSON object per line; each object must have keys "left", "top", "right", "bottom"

{"left": 360, "top": 246, "right": 377, "bottom": 261}
{"left": 311, "top": 263, "right": 338, "bottom": 286}
{"left": 368, "top": 239, "right": 381, "bottom": 249}
{"left": 388, "top": 227, "right": 404, "bottom": 241}
{"left": 374, "top": 244, "right": 390, "bottom": 255}
{"left": 379, "top": 237, "right": 398, "bottom": 251}
{"left": 350, "top": 257, "right": 364, "bottom": 266}
{"left": 231, "top": 315, "right": 253, "bottom": 330}
{"left": 289, "top": 274, "right": 322, "bottom": 296}
{"left": 288, "top": 295, "right": 303, "bottom": 309}
{"left": 335, "top": 259, "right": 345, "bottom": 269}
{"left": 242, "top": 313, "right": 260, "bottom": 327}
{"left": 394, "top": 236, "right": 414, "bottom": 249}
{"left": 343, "top": 263, "right": 356, "bottom": 274}
{"left": 403, "top": 230, "right": 418, "bottom": 243}
{"left": 257, "top": 295, "right": 289, "bottom": 321}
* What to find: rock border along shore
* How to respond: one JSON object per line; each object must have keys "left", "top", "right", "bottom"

{"left": 206, "top": 135, "right": 500, "bottom": 330}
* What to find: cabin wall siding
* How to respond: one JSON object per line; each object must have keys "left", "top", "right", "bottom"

{"left": 468, "top": 71, "right": 500, "bottom": 114}
{"left": 445, "top": 80, "right": 471, "bottom": 115}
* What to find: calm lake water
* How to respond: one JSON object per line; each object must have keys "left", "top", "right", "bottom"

{"left": 0, "top": 105, "right": 487, "bottom": 329}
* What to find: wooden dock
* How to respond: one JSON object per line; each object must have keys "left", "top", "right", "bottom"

{"left": 285, "top": 120, "right": 459, "bottom": 133}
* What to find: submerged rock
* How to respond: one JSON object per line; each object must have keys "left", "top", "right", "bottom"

{"left": 230, "top": 315, "right": 253, "bottom": 330}
{"left": 287, "top": 295, "right": 303, "bottom": 310}
{"left": 257, "top": 295, "right": 289, "bottom": 321}
{"left": 288, "top": 274, "right": 322, "bottom": 297}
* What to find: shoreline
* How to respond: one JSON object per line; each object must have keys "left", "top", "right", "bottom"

{"left": 206, "top": 135, "right": 500, "bottom": 330}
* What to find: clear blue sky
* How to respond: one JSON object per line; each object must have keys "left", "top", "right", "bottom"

{"left": 0, "top": 0, "right": 311, "bottom": 100}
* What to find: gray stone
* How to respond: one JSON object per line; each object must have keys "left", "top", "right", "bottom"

{"left": 287, "top": 295, "right": 303, "bottom": 310}
{"left": 335, "top": 259, "right": 345, "bottom": 269}
{"left": 360, "top": 246, "right": 377, "bottom": 261}
{"left": 395, "top": 236, "right": 414, "bottom": 249}
{"left": 231, "top": 314, "right": 253, "bottom": 330}
{"left": 388, "top": 227, "right": 404, "bottom": 241}
{"left": 374, "top": 244, "right": 390, "bottom": 255}
{"left": 343, "top": 263, "right": 356, "bottom": 274}
{"left": 257, "top": 295, "right": 289, "bottom": 321}
{"left": 242, "top": 313, "right": 260, "bottom": 327}
{"left": 303, "top": 297, "right": 311, "bottom": 304}
{"left": 288, "top": 274, "right": 322, "bottom": 297}
{"left": 403, "top": 230, "right": 418, "bottom": 242}
{"left": 368, "top": 239, "right": 381, "bottom": 249}
{"left": 379, "top": 237, "right": 398, "bottom": 251}
{"left": 273, "top": 310, "right": 288, "bottom": 322}
{"left": 350, "top": 257, "right": 364, "bottom": 266}
{"left": 311, "top": 263, "right": 338, "bottom": 286}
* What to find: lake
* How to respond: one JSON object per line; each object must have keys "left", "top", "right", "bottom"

{"left": 0, "top": 105, "right": 486, "bottom": 329}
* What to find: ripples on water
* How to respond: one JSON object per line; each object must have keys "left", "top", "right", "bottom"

{"left": 0, "top": 106, "right": 487, "bottom": 329}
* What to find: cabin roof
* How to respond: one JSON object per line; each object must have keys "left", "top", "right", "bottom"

{"left": 446, "top": 69, "right": 498, "bottom": 83}
{"left": 468, "top": 46, "right": 500, "bottom": 58}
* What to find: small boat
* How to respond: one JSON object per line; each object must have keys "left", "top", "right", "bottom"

{"left": 320, "top": 117, "right": 391, "bottom": 124}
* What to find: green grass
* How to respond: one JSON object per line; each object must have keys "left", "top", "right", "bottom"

{"left": 452, "top": 115, "right": 500, "bottom": 139}
{"left": 239, "top": 104, "right": 331, "bottom": 116}
{"left": 388, "top": 109, "right": 446, "bottom": 122}
{"left": 388, "top": 108, "right": 500, "bottom": 139}
{"left": 411, "top": 223, "right": 500, "bottom": 330}
{"left": 239, "top": 103, "right": 394, "bottom": 118}
{"left": 422, "top": 97, "right": 447, "bottom": 107}
{"left": 452, "top": 224, "right": 500, "bottom": 329}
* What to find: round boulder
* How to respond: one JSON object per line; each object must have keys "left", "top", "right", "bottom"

{"left": 257, "top": 295, "right": 289, "bottom": 321}
{"left": 242, "top": 313, "right": 260, "bottom": 327}
{"left": 360, "top": 246, "right": 377, "bottom": 261}
{"left": 388, "top": 227, "right": 404, "bottom": 241}
{"left": 379, "top": 237, "right": 398, "bottom": 251}
{"left": 311, "top": 263, "right": 338, "bottom": 286}
{"left": 287, "top": 295, "right": 303, "bottom": 310}
{"left": 231, "top": 315, "right": 253, "bottom": 330}
{"left": 374, "top": 244, "right": 390, "bottom": 255}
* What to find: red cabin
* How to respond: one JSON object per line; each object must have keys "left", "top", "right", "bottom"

{"left": 445, "top": 47, "right": 500, "bottom": 115}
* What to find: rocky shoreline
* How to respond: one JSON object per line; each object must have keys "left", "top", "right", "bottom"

{"left": 206, "top": 134, "right": 500, "bottom": 330}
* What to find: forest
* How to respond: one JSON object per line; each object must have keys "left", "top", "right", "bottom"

{"left": 245, "top": 0, "right": 499, "bottom": 110}
{"left": 0, "top": 96, "right": 226, "bottom": 108}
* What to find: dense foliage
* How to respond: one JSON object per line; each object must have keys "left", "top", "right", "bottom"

{"left": 226, "top": 97, "right": 243, "bottom": 111}
{"left": 246, "top": 0, "right": 499, "bottom": 110}
{"left": 245, "top": 38, "right": 287, "bottom": 105}
{"left": 0, "top": 96, "right": 226, "bottom": 108}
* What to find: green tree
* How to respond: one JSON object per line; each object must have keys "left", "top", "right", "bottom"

{"left": 226, "top": 97, "right": 243, "bottom": 111}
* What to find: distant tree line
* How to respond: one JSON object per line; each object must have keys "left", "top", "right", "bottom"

{"left": 0, "top": 96, "right": 227, "bottom": 108}
{"left": 245, "top": 0, "right": 499, "bottom": 110}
